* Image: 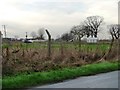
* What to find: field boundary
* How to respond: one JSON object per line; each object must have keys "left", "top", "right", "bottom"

{"left": 2, "top": 61, "right": 119, "bottom": 89}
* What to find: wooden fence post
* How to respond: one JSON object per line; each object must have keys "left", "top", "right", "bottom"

{"left": 0, "top": 31, "right": 2, "bottom": 86}
{"left": 0, "top": 31, "right": 2, "bottom": 60}
{"left": 45, "top": 29, "right": 51, "bottom": 57}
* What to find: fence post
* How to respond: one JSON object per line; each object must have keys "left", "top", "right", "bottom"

{"left": 45, "top": 29, "right": 51, "bottom": 57}
{"left": 0, "top": 31, "right": 2, "bottom": 61}
{"left": 0, "top": 31, "right": 2, "bottom": 89}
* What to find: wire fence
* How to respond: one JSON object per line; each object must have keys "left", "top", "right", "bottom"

{"left": 1, "top": 36, "right": 119, "bottom": 76}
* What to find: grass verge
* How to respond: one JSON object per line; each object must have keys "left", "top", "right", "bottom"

{"left": 2, "top": 61, "right": 119, "bottom": 89}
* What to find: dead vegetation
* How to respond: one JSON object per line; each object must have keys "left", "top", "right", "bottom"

{"left": 2, "top": 42, "right": 119, "bottom": 76}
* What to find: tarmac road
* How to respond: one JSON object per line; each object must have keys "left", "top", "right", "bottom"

{"left": 27, "top": 71, "right": 119, "bottom": 89}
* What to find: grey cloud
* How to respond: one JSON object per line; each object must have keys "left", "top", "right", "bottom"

{"left": 14, "top": 2, "right": 87, "bottom": 14}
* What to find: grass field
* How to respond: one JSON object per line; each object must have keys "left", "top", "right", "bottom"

{"left": 2, "top": 42, "right": 110, "bottom": 51}
{"left": 2, "top": 41, "right": 119, "bottom": 76}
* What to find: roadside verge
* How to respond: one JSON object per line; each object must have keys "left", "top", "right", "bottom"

{"left": 2, "top": 61, "right": 119, "bottom": 89}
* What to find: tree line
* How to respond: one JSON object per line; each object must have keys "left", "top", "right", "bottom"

{"left": 30, "top": 15, "right": 119, "bottom": 44}
{"left": 59, "top": 15, "right": 119, "bottom": 43}
{"left": 30, "top": 28, "right": 45, "bottom": 40}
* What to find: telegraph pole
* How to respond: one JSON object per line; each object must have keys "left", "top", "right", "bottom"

{"left": 2, "top": 25, "right": 7, "bottom": 38}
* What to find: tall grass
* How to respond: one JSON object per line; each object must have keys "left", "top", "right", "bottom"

{"left": 2, "top": 42, "right": 119, "bottom": 76}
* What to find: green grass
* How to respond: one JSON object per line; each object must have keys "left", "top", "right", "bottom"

{"left": 2, "top": 42, "right": 110, "bottom": 52}
{"left": 2, "top": 61, "right": 119, "bottom": 89}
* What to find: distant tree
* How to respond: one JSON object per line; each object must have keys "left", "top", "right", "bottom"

{"left": 55, "top": 35, "right": 61, "bottom": 41}
{"left": 70, "top": 25, "right": 86, "bottom": 40}
{"left": 38, "top": 28, "right": 45, "bottom": 40}
{"left": 109, "top": 24, "right": 119, "bottom": 40}
{"left": 30, "top": 31, "right": 37, "bottom": 39}
{"left": 14, "top": 35, "right": 19, "bottom": 40}
{"left": 61, "top": 33, "right": 74, "bottom": 41}
{"left": 84, "top": 16, "right": 104, "bottom": 37}
{"left": 70, "top": 25, "right": 86, "bottom": 51}
{"left": 84, "top": 26, "right": 93, "bottom": 38}
{"left": 108, "top": 24, "right": 119, "bottom": 51}
{"left": 102, "top": 24, "right": 119, "bottom": 60}
{"left": 61, "top": 33, "right": 69, "bottom": 41}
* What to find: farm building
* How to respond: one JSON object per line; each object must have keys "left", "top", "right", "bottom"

{"left": 87, "top": 36, "right": 98, "bottom": 43}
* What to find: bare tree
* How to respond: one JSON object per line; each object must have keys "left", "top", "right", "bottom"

{"left": 71, "top": 25, "right": 86, "bottom": 40}
{"left": 83, "top": 26, "right": 93, "bottom": 38}
{"left": 109, "top": 24, "right": 119, "bottom": 40}
{"left": 30, "top": 31, "right": 37, "bottom": 39}
{"left": 84, "top": 16, "right": 104, "bottom": 37}
{"left": 108, "top": 24, "right": 119, "bottom": 52}
{"left": 38, "top": 28, "right": 45, "bottom": 40}
{"left": 61, "top": 33, "right": 74, "bottom": 41}
{"left": 70, "top": 25, "right": 86, "bottom": 51}
{"left": 101, "top": 24, "right": 119, "bottom": 60}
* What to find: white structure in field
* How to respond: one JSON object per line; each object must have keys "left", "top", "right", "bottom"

{"left": 87, "top": 36, "right": 98, "bottom": 43}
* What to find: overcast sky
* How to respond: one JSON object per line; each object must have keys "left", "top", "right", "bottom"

{"left": 0, "top": 0, "right": 119, "bottom": 39}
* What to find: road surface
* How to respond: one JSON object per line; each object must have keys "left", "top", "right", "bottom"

{"left": 27, "top": 71, "right": 119, "bottom": 89}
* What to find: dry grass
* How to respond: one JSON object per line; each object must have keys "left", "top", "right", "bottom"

{"left": 2, "top": 42, "right": 119, "bottom": 76}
